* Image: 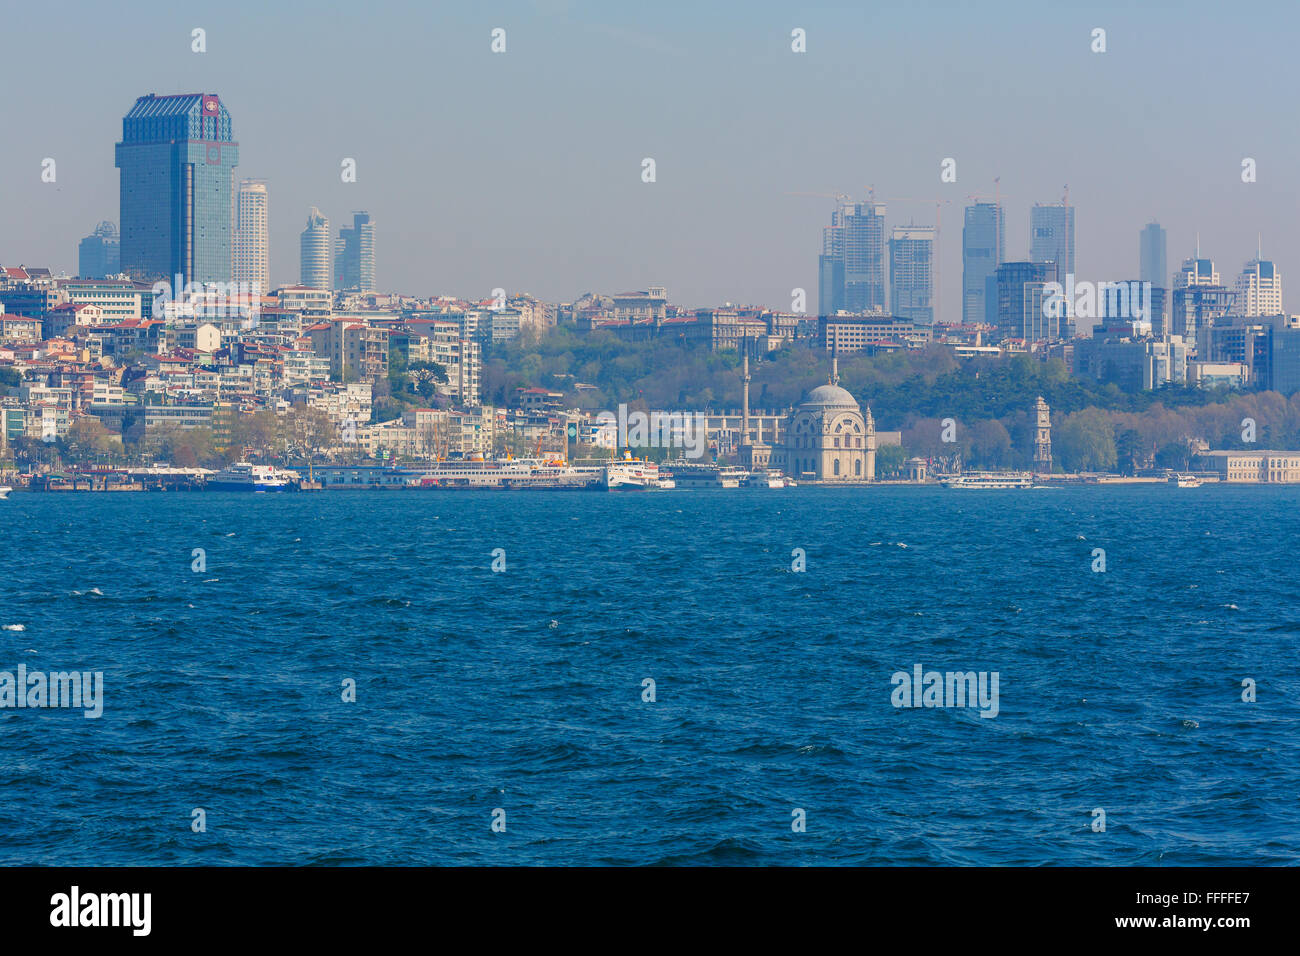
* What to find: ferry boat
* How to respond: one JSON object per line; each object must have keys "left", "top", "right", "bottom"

{"left": 741, "top": 469, "right": 788, "bottom": 489}
{"left": 1169, "top": 474, "right": 1203, "bottom": 488}
{"left": 940, "top": 472, "right": 1035, "bottom": 490}
{"left": 207, "top": 463, "right": 294, "bottom": 492}
{"left": 664, "top": 460, "right": 746, "bottom": 488}
{"left": 600, "top": 456, "right": 662, "bottom": 490}
{"left": 413, "top": 457, "right": 598, "bottom": 489}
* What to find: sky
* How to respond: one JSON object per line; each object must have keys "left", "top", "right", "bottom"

{"left": 1, "top": 0, "right": 1297, "bottom": 318}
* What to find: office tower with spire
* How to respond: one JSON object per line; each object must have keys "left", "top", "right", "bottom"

{"left": 1234, "top": 243, "right": 1282, "bottom": 316}
{"left": 1030, "top": 201, "right": 1075, "bottom": 278}
{"left": 78, "top": 222, "right": 121, "bottom": 278}
{"left": 962, "top": 201, "right": 1003, "bottom": 326}
{"left": 233, "top": 180, "right": 269, "bottom": 295}
{"left": 335, "top": 211, "right": 376, "bottom": 293}
{"left": 819, "top": 200, "right": 887, "bottom": 315}
{"left": 889, "top": 225, "right": 935, "bottom": 324}
{"left": 115, "top": 92, "right": 239, "bottom": 285}
{"left": 1169, "top": 244, "right": 1233, "bottom": 353}
{"left": 300, "top": 207, "right": 332, "bottom": 291}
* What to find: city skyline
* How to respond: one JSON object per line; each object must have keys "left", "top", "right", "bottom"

{"left": 0, "top": 0, "right": 1294, "bottom": 315}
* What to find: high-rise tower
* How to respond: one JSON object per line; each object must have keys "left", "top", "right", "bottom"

{"left": 300, "top": 208, "right": 332, "bottom": 291}
{"left": 1030, "top": 202, "right": 1075, "bottom": 278}
{"left": 336, "top": 211, "right": 376, "bottom": 293}
{"left": 115, "top": 92, "right": 239, "bottom": 286}
{"left": 233, "top": 180, "right": 270, "bottom": 295}
{"left": 889, "top": 225, "right": 935, "bottom": 324}
{"left": 962, "top": 201, "right": 1004, "bottom": 326}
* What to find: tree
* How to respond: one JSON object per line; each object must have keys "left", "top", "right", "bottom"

{"left": 875, "top": 443, "right": 906, "bottom": 477}
{"left": 61, "top": 417, "right": 124, "bottom": 464}
{"left": 1055, "top": 408, "right": 1117, "bottom": 473}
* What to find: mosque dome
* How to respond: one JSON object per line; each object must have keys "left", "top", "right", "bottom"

{"left": 799, "top": 384, "right": 859, "bottom": 409}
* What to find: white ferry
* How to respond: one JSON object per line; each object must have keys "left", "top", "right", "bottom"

{"left": 940, "top": 472, "right": 1035, "bottom": 490}
{"left": 208, "top": 463, "right": 294, "bottom": 492}
{"left": 741, "top": 469, "right": 788, "bottom": 489}
{"left": 600, "top": 456, "right": 662, "bottom": 490}
{"left": 1169, "top": 474, "right": 1203, "bottom": 488}
{"left": 413, "top": 457, "right": 598, "bottom": 489}
{"left": 663, "top": 460, "right": 746, "bottom": 489}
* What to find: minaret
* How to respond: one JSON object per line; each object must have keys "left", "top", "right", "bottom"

{"left": 864, "top": 405, "right": 876, "bottom": 481}
{"left": 741, "top": 333, "right": 751, "bottom": 448}
{"left": 831, "top": 339, "right": 839, "bottom": 386}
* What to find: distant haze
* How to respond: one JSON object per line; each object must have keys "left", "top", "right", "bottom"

{"left": 0, "top": 0, "right": 1292, "bottom": 316}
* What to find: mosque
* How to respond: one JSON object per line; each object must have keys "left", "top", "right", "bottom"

{"left": 738, "top": 347, "right": 875, "bottom": 483}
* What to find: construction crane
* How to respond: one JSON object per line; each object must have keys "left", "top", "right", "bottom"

{"left": 785, "top": 191, "right": 851, "bottom": 205}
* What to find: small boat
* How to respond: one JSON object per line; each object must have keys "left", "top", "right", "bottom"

{"left": 0, "top": 487, "right": 11, "bottom": 500}
{"left": 1169, "top": 474, "right": 1203, "bottom": 488}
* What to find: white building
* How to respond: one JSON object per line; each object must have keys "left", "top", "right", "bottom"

{"left": 1233, "top": 258, "right": 1282, "bottom": 317}
{"left": 234, "top": 180, "right": 270, "bottom": 297}
{"left": 299, "top": 207, "right": 332, "bottom": 292}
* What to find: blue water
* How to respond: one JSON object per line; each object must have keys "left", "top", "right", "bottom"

{"left": 1, "top": 486, "right": 1296, "bottom": 865}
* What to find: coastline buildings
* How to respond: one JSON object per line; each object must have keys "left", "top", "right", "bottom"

{"left": 889, "top": 225, "right": 935, "bottom": 325}
{"left": 962, "top": 201, "right": 1004, "bottom": 326}
{"left": 233, "top": 180, "right": 270, "bottom": 296}
{"left": 299, "top": 208, "right": 331, "bottom": 291}
{"left": 335, "top": 212, "right": 376, "bottom": 293}
{"left": 78, "top": 222, "right": 120, "bottom": 279}
{"left": 115, "top": 93, "right": 239, "bottom": 286}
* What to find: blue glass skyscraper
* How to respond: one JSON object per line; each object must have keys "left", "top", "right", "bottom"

{"left": 115, "top": 92, "right": 239, "bottom": 286}
{"left": 962, "top": 201, "right": 1003, "bottom": 325}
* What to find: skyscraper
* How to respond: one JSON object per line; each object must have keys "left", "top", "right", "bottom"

{"left": 233, "top": 180, "right": 270, "bottom": 295}
{"left": 1139, "top": 222, "right": 1167, "bottom": 327}
{"left": 1030, "top": 202, "right": 1075, "bottom": 277}
{"left": 993, "top": 260, "right": 1058, "bottom": 341}
{"left": 1169, "top": 254, "right": 1232, "bottom": 353}
{"left": 78, "top": 221, "right": 121, "bottom": 279}
{"left": 889, "top": 225, "right": 934, "bottom": 324}
{"left": 1139, "top": 222, "right": 1166, "bottom": 289}
{"left": 962, "top": 201, "right": 1003, "bottom": 325}
{"left": 335, "top": 211, "right": 376, "bottom": 293}
{"left": 300, "top": 208, "right": 332, "bottom": 291}
{"left": 1234, "top": 255, "right": 1282, "bottom": 316}
{"left": 819, "top": 201, "right": 886, "bottom": 315}
{"left": 115, "top": 92, "right": 239, "bottom": 286}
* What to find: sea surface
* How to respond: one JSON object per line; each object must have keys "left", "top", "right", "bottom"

{"left": 1, "top": 485, "right": 1297, "bottom": 866}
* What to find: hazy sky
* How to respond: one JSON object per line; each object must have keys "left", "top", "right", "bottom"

{"left": 1, "top": 0, "right": 1296, "bottom": 317}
